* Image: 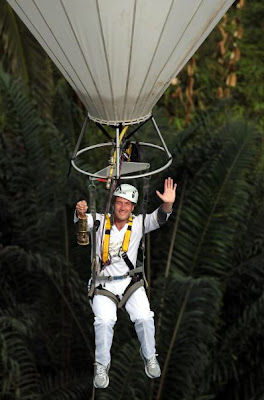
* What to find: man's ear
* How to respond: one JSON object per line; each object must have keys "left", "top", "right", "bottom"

{"left": 132, "top": 204, "right": 135, "bottom": 212}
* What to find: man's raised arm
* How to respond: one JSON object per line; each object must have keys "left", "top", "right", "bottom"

{"left": 156, "top": 177, "right": 177, "bottom": 213}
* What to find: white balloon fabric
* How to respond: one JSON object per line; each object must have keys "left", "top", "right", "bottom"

{"left": 7, "top": 0, "right": 235, "bottom": 125}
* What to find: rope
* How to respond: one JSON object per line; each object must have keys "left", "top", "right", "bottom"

{"left": 139, "top": 176, "right": 151, "bottom": 289}
{"left": 88, "top": 183, "right": 97, "bottom": 298}
{"left": 91, "top": 384, "right": 95, "bottom": 400}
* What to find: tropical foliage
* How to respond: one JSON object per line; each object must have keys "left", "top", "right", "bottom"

{"left": 1, "top": 1, "right": 264, "bottom": 400}
{"left": 161, "top": 0, "right": 264, "bottom": 130}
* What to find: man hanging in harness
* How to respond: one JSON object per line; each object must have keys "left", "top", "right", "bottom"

{"left": 75, "top": 177, "right": 177, "bottom": 389}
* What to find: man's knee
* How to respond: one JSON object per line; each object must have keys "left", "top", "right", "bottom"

{"left": 135, "top": 315, "right": 155, "bottom": 325}
{"left": 130, "top": 309, "right": 154, "bottom": 323}
{"left": 125, "top": 287, "right": 154, "bottom": 321}
{"left": 92, "top": 294, "right": 117, "bottom": 322}
{"left": 94, "top": 315, "right": 117, "bottom": 328}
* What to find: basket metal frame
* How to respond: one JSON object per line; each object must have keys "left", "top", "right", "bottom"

{"left": 71, "top": 116, "right": 172, "bottom": 180}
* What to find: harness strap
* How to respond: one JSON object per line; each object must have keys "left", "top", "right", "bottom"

{"left": 95, "top": 266, "right": 143, "bottom": 282}
{"left": 93, "top": 279, "right": 144, "bottom": 308}
{"left": 129, "top": 266, "right": 143, "bottom": 276}
{"left": 122, "top": 252, "right": 134, "bottom": 270}
{"left": 96, "top": 273, "right": 129, "bottom": 281}
{"left": 118, "top": 279, "right": 144, "bottom": 308}
{"left": 102, "top": 214, "right": 111, "bottom": 264}
{"left": 102, "top": 214, "right": 133, "bottom": 265}
{"left": 94, "top": 287, "right": 119, "bottom": 307}
{"left": 122, "top": 216, "right": 133, "bottom": 252}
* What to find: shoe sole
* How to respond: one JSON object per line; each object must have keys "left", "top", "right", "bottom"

{"left": 93, "top": 363, "right": 110, "bottom": 389}
{"left": 139, "top": 348, "right": 161, "bottom": 379}
{"left": 93, "top": 375, "right": 109, "bottom": 389}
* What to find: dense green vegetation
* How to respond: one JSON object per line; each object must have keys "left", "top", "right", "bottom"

{"left": 1, "top": 1, "right": 264, "bottom": 399}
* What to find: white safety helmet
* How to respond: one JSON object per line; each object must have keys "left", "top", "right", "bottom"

{"left": 113, "top": 184, "right": 139, "bottom": 204}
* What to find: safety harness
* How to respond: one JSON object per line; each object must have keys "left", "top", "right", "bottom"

{"left": 102, "top": 214, "right": 133, "bottom": 266}
{"left": 95, "top": 213, "right": 144, "bottom": 308}
{"left": 87, "top": 182, "right": 150, "bottom": 308}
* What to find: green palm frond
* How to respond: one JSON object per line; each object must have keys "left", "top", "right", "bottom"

{"left": 236, "top": 204, "right": 264, "bottom": 261}
{"left": 227, "top": 252, "right": 264, "bottom": 316}
{"left": 0, "top": 66, "right": 52, "bottom": 249}
{"left": 204, "top": 253, "right": 264, "bottom": 400}
{"left": 0, "top": 1, "right": 29, "bottom": 84}
{"left": 171, "top": 120, "right": 260, "bottom": 278}
{"left": 40, "top": 370, "right": 91, "bottom": 400}
{"left": 0, "top": 244, "right": 94, "bottom": 354}
{"left": 0, "top": 311, "right": 40, "bottom": 399}
{"left": 153, "top": 276, "right": 222, "bottom": 400}
{"left": 0, "top": 307, "right": 92, "bottom": 400}
{"left": 0, "top": 0, "right": 54, "bottom": 117}
{"left": 0, "top": 64, "right": 84, "bottom": 255}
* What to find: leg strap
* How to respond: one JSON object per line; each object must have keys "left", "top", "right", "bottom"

{"left": 118, "top": 279, "right": 144, "bottom": 309}
{"left": 94, "top": 287, "right": 119, "bottom": 307}
{"left": 93, "top": 280, "right": 144, "bottom": 309}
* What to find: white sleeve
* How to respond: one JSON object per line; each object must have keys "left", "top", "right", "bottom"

{"left": 144, "top": 207, "right": 172, "bottom": 233}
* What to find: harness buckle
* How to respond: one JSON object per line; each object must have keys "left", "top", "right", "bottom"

{"left": 107, "top": 273, "right": 129, "bottom": 281}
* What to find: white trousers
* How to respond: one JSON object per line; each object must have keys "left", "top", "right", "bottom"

{"left": 91, "top": 277, "right": 156, "bottom": 366}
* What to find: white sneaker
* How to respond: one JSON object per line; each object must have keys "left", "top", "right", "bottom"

{"left": 140, "top": 348, "right": 161, "bottom": 378}
{"left": 93, "top": 362, "right": 110, "bottom": 389}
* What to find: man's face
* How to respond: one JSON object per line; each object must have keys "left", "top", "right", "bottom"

{"left": 114, "top": 196, "right": 134, "bottom": 222}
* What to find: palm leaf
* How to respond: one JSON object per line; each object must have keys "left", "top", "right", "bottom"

{"left": 0, "top": 0, "right": 54, "bottom": 117}
{"left": 205, "top": 253, "right": 264, "bottom": 400}
{"left": 0, "top": 310, "right": 40, "bottom": 399}
{"left": 40, "top": 370, "right": 91, "bottom": 400}
{"left": 171, "top": 121, "right": 260, "bottom": 278}
{"left": 153, "top": 276, "right": 222, "bottom": 400}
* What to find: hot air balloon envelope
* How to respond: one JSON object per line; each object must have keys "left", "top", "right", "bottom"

{"left": 7, "top": 0, "right": 235, "bottom": 125}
